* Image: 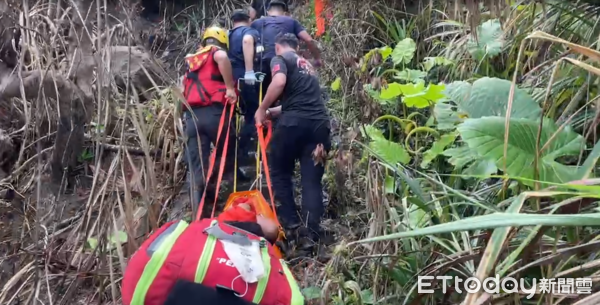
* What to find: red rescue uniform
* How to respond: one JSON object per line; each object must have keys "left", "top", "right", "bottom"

{"left": 183, "top": 45, "right": 228, "bottom": 107}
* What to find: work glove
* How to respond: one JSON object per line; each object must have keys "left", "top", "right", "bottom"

{"left": 244, "top": 70, "right": 257, "bottom": 85}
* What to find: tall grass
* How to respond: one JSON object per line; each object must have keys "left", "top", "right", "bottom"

{"left": 308, "top": 0, "right": 600, "bottom": 304}
{"left": 0, "top": 0, "right": 242, "bottom": 303}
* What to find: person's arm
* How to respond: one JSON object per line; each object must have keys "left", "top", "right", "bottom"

{"left": 213, "top": 50, "right": 235, "bottom": 90}
{"left": 259, "top": 57, "right": 287, "bottom": 111}
{"left": 242, "top": 34, "right": 255, "bottom": 72}
{"left": 294, "top": 20, "right": 321, "bottom": 61}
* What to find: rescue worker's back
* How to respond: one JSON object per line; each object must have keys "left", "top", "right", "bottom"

{"left": 254, "top": 33, "right": 330, "bottom": 257}
{"left": 176, "top": 26, "right": 245, "bottom": 216}
{"left": 252, "top": 16, "right": 305, "bottom": 61}
{"left": 272, "top": 51, "right": 328, "bottom": 120}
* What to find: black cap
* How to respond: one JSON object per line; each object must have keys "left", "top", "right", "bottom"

{"left": 231, "top": 8, "right": 250, "bottom": 20}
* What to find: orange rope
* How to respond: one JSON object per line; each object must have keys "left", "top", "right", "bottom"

{"left": 256, "top": 122, "right": 277, "bottom": 218}
{"left": 314, "top": 0, "right": 325, "bottom": 37}
{"left": 195, "top": 102, "right": 235, "bottom": 221}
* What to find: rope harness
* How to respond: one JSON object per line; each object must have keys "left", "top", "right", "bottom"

{"left": 194, "top": 77, "right": 275, "bottom": 222}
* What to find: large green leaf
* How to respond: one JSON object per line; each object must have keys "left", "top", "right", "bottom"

{"left": 400, "top": 82, "right": 446, "bottom": 108}
{"left": 433, "top": 99, "right": 464, "bottom": 130}
{"left": 394, "top": 69, "right": 427, "bottom": 82}
{"left": 444, "top": 77, "right": 542, "bottom": 120}
{"left": 467, "top": 19, "right": 504, "bottom": 60}
{"left": 361, "top": 124, "right": 411, "bottom": 166}
{"left": 391, "top": 38, "right": 416, "bottom": 65}
{"left": 380, "top": 82, "right": 446, "bottom": 108}
{"left": 380, "top": 83, "right": 402, "bottom": 100}
{"left": 443, "top": 146, "right": 498, "bottom": 177}
{"left": 458, "top": 117, "right": 585, "bottom": 185}
{"left": 369, "top": 137, "right": 411, "bottom": 166}
{"left": 421, "top": 132, "right": 457, "bottom": 168}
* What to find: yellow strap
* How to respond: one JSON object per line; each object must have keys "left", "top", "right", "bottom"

{"left": 280, "top": 259, "right": 304, "bottom": 305}
{"left": 194, "top": 220, "right": 219, "bottom": 283}
{"left": 255, "top": 82, "right": 263, "bottom": 189}
{"left": 251, "top": 239, "right": 271, "bottom": 303}
{"left": 131, "top": 221, "right": 189, "bottom": 305}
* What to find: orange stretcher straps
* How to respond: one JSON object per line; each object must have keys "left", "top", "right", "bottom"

{"left": 210, "top": 105, "right": 235, "bottom": 218}
{"left": 256, "top": 122, "right": 277, "bottom": 218}
{"left": 195, "top": 102, "right": 235, "bottom": 221}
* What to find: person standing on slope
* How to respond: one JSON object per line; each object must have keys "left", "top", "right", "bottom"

{"left": 228, "top": 9, "right": 261, "bottom": 164}
{"left": 251, "top": 0, "right": 321, "bottom": 97}
{"left": 254, "top": 33, "right": 330, "bottom": 257}
{"left": 179, "top": 26, "right": 247, "bottom": 217}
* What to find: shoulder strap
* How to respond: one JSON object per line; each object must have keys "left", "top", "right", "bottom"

{"left": 185, "top": 46, "right": 216, "bottom": 72}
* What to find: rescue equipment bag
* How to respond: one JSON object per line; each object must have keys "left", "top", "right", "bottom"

{"left": 183, "top": 46, "right": 228, "bottom": 107}
{"left": 121, "top": 218, "right": 304, "bottom": 305}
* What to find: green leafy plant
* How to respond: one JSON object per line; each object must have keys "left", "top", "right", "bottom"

{"left": 362, "top": 124, "right": 411, "bottom": 166}
{"left": 467, "top": 19, "right": 504, "bottom": 60}
{"left": 379, "top": 82, "right": 446, "bottom": 108}
{"left": 457, "top": 117, "right": 585, "bottom": 185}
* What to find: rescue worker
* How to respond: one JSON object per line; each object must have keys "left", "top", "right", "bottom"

{"left": 251, "top": 0, "right": 321, "bottom": 98}
{"left": 121, "top": 200, "right": 304, "bottom": 305}
{"left": 228, "top": 9, "right": 261, "bottom": 164}
{"left": 254, "top": 34, "right": 330, "bottom": 257}
{"left": 178, "top": 26, "right": 247, "bottom": 217}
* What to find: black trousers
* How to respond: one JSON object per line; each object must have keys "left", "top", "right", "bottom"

{"left": 181, "top": 104, "right": 236, "bottom": 211}
{"left": 268, "top": 115, "right": 331, "bottom": 240}
{"left": 237, "top": 82, "right": 259, "bottom": 160}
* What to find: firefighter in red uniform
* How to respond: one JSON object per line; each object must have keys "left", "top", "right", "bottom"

{"left": 177, "top": 26, "right": 248, "bottom": 217}
{"left": 121, "top": 200, "right": 305, "bottom": 305}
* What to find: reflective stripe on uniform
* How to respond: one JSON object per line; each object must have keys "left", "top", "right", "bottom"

{"left": 130, "top": 221, "right": 190, "bottom": 305}
{"left": 252, "top": 238, "right": 271, "bottom": 303}
{"left": 194, "top": 220, "right": 219, "bottom": 283}
{"left": 280, "top": 259, "right": 304, "bottom": 305}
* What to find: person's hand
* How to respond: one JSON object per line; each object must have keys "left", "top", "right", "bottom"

{"left": 312, "top": 58, "right": 323, "bottom": 68}
{"left": 225, "top": 88, "right": 237, "bottom": 104}
{"left": 254, "top": 108, "right": 267, "bottom": 126}
{"left": 244, "top": 70, "right": 257, "bottom": 85}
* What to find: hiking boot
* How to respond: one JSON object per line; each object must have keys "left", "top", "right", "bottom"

{"left": 282, "top": 226, "right": 299, "bottom": 248}
{"left": 296, "top": 227, "right": 318, "bottom": 252}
